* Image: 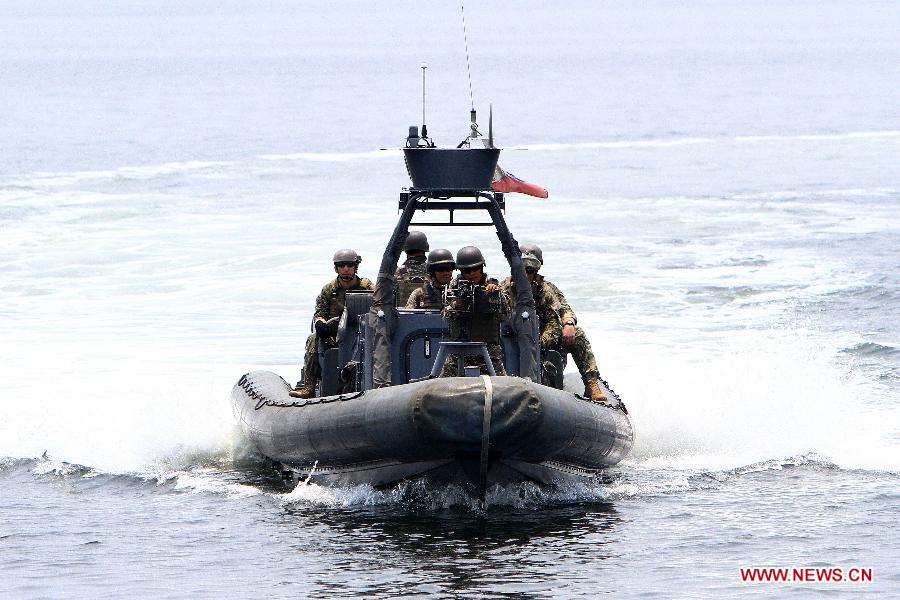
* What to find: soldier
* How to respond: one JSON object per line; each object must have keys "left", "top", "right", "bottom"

{"left": 394, "top": 230, "right": 429, "bottom": 307}
{"left": 290, "top": 249, "right": 374, "bottom": 398}
{"left": 406, "top": 248, "right": 455, "bottom": 309}
{"left": 506, "top": 243, "right": 608, "bottom": 401}
{"left": 440, "top": 246, "right": 510, "bottom": 376}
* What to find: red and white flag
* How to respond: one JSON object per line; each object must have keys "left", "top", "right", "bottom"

{"left": 491, "top": 165, "right": 549, "bottom": 198}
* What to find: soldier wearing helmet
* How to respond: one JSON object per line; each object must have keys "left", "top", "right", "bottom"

{"left": 440, "top": 246, "right": 510, "bottom": 376}
{"left": 406, "top": 248, "right": 455, "bottom": 309}
{"left": 501, "top": 243, "right": 608, "bottom": 402}
{"left": 290, "top": 249, "right": 374, "bottom": 398}
{"left": 518, "top": 242, "right": 543, "bottom": 265}
{"left": 394, "top": 230, "right": 430, "bottom": 307}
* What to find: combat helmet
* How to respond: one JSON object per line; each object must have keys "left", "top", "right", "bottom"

{"left": 426, "top": 248, "right": 455, "bottom": 272}
{"left": 404, "top": 231, "right": 430, "bottom": 253}
{"left": 456, "top": 246, "right": 486, "bottom": 270}
{"left": 519, "top": 242, "right": 543, "bottom": 265}
{"left": 333, "top": 248, "right": 362, "bottom": 266}
{"left": 522, "top": 252, "right": 542, "bottom": 272}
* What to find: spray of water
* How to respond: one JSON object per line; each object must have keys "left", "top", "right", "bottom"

{"left": 2, "top": 321, "right": 896, "bottom": 511}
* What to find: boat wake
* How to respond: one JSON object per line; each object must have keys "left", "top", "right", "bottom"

{"left": 281, "top": 476, "right": 622, "bottom": 511}
{"left": 5, "top": 446, "right": 893, "bottom": 513}
{"left": 1, "top": 327, "right": 895, "bottom": 507}
{"left": 3, "top": 322, "right": 897, "bottom": 511}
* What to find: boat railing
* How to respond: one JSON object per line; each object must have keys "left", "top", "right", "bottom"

{"left": 398, "top": 189, "right": 505, "bottom": 227}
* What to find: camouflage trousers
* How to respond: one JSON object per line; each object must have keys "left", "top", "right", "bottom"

{"left": 552, "top": 326, "right": 600, "bottom": 384}
{"left": 440, "top": 342, "right": 507, "bottom": 377}
{"left": 300, "top": 333, "right": 336, "bottom": 385}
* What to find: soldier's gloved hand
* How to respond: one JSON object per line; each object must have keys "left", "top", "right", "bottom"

{"left": 562, "top": 323, "right": 576, "bottom": 348}
{"left": 314, "top": 319, "right": 331, "bottom": 337}
{"left": 325, "top": 316, "right": 340, "bottom": 334}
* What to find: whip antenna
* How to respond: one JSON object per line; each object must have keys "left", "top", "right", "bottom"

{"left": 421, "top": 62, "right": 428, "bottom": 139}
{"left": 461, "top": 3, "right": 481, "bottom": 142}
{"left": 461, "top": 4, "right": 475, "bottom": 112}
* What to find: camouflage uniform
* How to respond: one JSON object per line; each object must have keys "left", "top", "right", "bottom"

{"left": 405, "top": 277, "right": 446, "bottom": 310}
{"left": 440, "top": 273, "right": 510, "bottom": 376}
{"left": 394, "top": 255, "right": 428, "bottom": 307}
{"left": 504, "top": 274, "right": 600, "bottom": 385}
{"left": 501, "top": 275, "right": 562, "bottom": 350}
{"left": 300, "top": 275, "right": 374, "bottom": 385}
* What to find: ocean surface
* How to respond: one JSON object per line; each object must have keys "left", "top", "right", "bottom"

{"left": 1, "top": 1, "right": 898, "bottom": 597}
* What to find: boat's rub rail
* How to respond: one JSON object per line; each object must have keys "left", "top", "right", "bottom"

{"left": 576, "top": 376, "right": 628, "bottom": 414}
{"left": 237, "top": 374, "right": 365, "bottom": 410}
{"left": 254, "top": 391, "right": 366, "bottom": 410}
{"left": 238, "top": 371, "right": 629, "bottom": 414}
{"left": 574, "top": 394, "right": 629, "bottom": 415}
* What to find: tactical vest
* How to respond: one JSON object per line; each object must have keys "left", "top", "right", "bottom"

{"left": 415, "top": 279, "right": 444, "bottom": 309}
{"left": 328, "top": 277, "right": 373, "bottom": 318}
{"left": 395, "top": 258, "right": 428, "bottom": 307}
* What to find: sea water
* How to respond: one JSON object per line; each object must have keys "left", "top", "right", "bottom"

{"left": 1, "top": 1, "right": 898, "bottom": 597}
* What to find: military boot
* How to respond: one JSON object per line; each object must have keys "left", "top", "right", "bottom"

{"left": 289, "top": 380, "right": 318, "bottom": 399}
{"left": 584, "top": 378, "right": 608, "bottom": 402}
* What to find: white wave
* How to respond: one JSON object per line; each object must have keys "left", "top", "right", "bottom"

{"left": 735, "top": 130, "right": 900, "bottom": 143}
{"left": 2, "top": 189, "right": 154, "bottom": 208}
{"left": 732, "top": 187, "right": 897, "bottom": 201}
{"left": 509, "top": 130, "right": 900, "bottom": 152}
{"left": 166, "top": 469, "right": 263, "bottom": 498}
{"left": 31, "top": 458, "right": 97, "bottom": 478}
{"left": 3, "top": 321, "right": 896, "bottom": 488}
{"left": 259, "top": 149, "right": 399, "bottom": 161}
{"left": 5, "top": 129, "right": 896, "bottom": 187}
{"left": 170, "top": 128, "right": 900, "bottom": 167}
{"left": 281, "top": 478, "right": 618, "bottom": 510}
{"left": 4, "top": 160, "right": 235, "bottom": 187}
{"left": 517, "top": 137, "right": 716, "bottom": 151}
{"left": 0, "top": 356, "right": 247, "bottom": 475}
{"left": 607, "top": 327, "right": 900, "bottom": 474}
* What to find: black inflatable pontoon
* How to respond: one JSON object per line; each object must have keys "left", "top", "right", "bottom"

{"left": 233, "top": 371, "right": 631, "bottom": 489}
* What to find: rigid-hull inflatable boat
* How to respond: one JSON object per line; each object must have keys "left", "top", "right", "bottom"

{"left": 232, "top": 119, "right": 633, "bottom": 497}
{"left": 233, "top": 370, "right": 631, "bottom": 490}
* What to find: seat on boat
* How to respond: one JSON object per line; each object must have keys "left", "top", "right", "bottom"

{"left": 379, "top": 309, "right": 449, "bottom": 386}
{"left": 319, "top": 290, "right": 374, "bottom": 396}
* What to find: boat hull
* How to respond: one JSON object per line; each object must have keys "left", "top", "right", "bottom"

{"left": 232, "top": 371, "right": 633, "bottom": 490}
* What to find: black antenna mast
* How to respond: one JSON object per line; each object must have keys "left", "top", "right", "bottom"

{"left": 488, "top": 104, "right": 494, "bottom": 148}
